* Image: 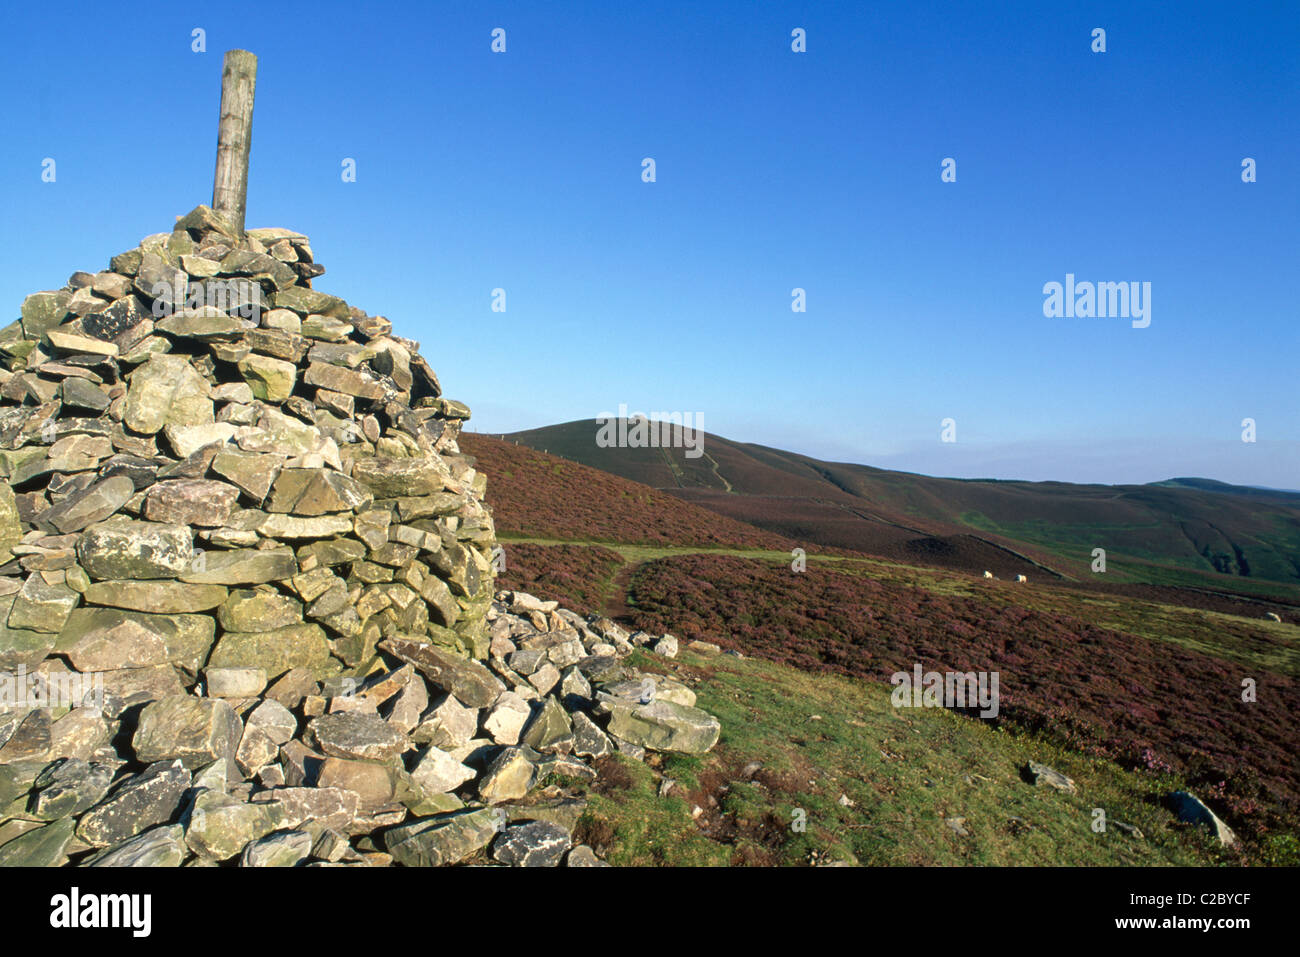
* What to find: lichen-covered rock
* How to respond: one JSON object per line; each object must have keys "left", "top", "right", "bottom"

{"left": 571, "top": 711, "right": 613, "bottom": 759}
{"left": 178, "top": 546, "right": 297, "bottom": 585}
{"left": 241, "top": 829, "right": 313, "bottom": 867}
{"left": 478, "top": 746, "right": 538, "bottom": 804}
{"left": 124, "top": 353, "right": 212, "bottom": 435}
{"left": 76, "top": 760, "right": 192, "bottom": 848}
{"left": 7, "top": 575, "right": 79, "bottom": 633}
{"left": 484, "top": 691, "right": 531, "bottom": 746}
{"left": 566, "top": 844, "right": 609, "bottom": 867}
{"left": 383, "top": 808, "right": 500, "bottom": 867}
{"left": 185, "top": 787, "right": 285, "bottom": 861}
{"left": 410, "top": 745, "right": 476, "bottom": 795}
{"left": 602, "top": 699, "right": 721, "bottom": 754}
{"left": 413, "top": 694, "right": 479, "bottom": 750}
{"left": 57, "top": 607, "right": 215, "bottom": 675}
{"left": 492, "top": 820, "right": 572, "bottom": 867}
{"left": 521, "top": 696, "right": 574, "bottom": 753}
{"left": 29, "top": 758, "right": 116, "bottom": 820}
{"left": 133, "top": 696, "right": 243, "bottom": 769}
{"left": 379, "top": 637, "right": 503, "bottom": 709}
{"left": 217, "top": 588, "right": 304, "bottom": 632}
{"left": 80, "top": 580, "right": 229, "bottom": 614}
{"left": 85, "top": 824, "right": 188, "bottom": 867}
{"left": 0, "top": 614, "right": 57, "bottom": 670}
{"left": 38, "top": 475, "right": 134, "bottom": 534}
{"left": 237, "top": 354, "right": 298, "bottom": 402}
{"left": 207, "top": 623, "right": 332, "bottom": 678}
{"left": 207, "top": 667, "right": 268, "bottom": 698}
{"left": 76, "top": 519, "right": 194, "bottom": 580}
{"left": 142, "top": 479, "right": 240, "bottom": 527}
{"left": 0, "top": 816, "right": 77, "bottom": 867}
{"left": 308, "top": 712, "right": 409, "bottom": 761}
{"left": 1023, "top": 761, "right": 1077, "bottom": 794}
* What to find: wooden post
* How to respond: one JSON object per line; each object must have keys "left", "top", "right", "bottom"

{"left": 212, "top": 49, "right": 258, "bottom": 235}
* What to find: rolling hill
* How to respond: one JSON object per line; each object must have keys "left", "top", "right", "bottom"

{"left": 494, "top": 420, "right": 1300, "bottom": 603}
{"left": 460, "top": 432, "right": 805, "bottom": 551}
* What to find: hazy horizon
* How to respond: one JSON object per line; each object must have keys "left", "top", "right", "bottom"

{"left": 471, "top": 415, "right": 1300, "bottom": 491}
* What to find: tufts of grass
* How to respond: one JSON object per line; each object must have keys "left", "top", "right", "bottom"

{"left": 573, "top": 755, "right": 731, "bottom": 866}
{"left": 567, "top": 648, "right": 1245, "bottom": 866}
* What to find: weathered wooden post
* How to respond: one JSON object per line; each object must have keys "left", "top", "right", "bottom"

{"left": 212, "top": 49, "right": 258, "bottom": 235}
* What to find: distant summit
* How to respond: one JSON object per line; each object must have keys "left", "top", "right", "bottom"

{"left": 1151, "top": 478, "right": 1300, "bottom": 500}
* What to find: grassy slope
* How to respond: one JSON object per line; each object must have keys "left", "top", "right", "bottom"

{"left": 624, "top": 554, "right": 1299, "bottom": 838}
{"left": 560, "top": 650, "right": 1241, "bottom": 866}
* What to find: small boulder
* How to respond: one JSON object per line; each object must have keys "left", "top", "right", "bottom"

{"left": 492, "top": 820, "right": 572, "bottom": 867}
{"left": 1023, "top": 761, "right": 1077, "bottom": 795}
{"left": 132, "top": 695, "right": 243, "bottom": 770}
{"left": 309, "top": 712, "right": 409, "bottom": 762}
{"left": 240, "top": 829, "right": 313, "bottom": 867}
{"left": 1168, "top": 791, "right": 1238, "bottom": 847}
{"left": 383, "top": 808, "right": 500, "bottom": 867}
{"left": 478, "top": 746, "right": 537, "bottom": 804}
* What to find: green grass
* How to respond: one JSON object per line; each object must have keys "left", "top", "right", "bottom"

{"left": 497, "top": 534, "right": 799, "bottom": 565}
{"left": 958, "top": 510, "right": 1300, "bottom": 595}
{"left": 571, "top": 759, "right": 733, "bottom": 866}
{"left": 556, "top": 649, "right": 1235, "bottom": 866}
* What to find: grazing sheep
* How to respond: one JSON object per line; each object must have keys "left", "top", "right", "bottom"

{"left": 1265, "top": 612, "right": 1282, "bottom": 623}
{"left": 983, "top": 571, "right": 994, "bottom": 579}
{"left": 1015, "top": 574, "right": 1028, "bottom": 583}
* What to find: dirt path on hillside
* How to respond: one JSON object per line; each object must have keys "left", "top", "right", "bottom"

{"left": 701, "top": 452, "right": 733, "bottom": 492}
{"left": 603, "top": 560, "right": 642, "bottom": 623}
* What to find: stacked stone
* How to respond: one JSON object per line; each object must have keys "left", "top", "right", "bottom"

{"left": 0, "top": 207, "right": 720, "bottom": 867}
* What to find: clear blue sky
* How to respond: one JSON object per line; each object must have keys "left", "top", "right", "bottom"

{"left": 3, "top": 1, "right": 1296, "bottom": 486}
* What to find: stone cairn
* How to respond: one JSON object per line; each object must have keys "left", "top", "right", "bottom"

{"left": 0, "top": 206, "right": 721, "bottom": 867}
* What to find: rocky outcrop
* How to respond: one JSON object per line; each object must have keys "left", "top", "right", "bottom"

{"left": 1022, "top": 761, "right": 1076, "bottom": 794}
{"left": 1168, "top": 790, "right": 1238, "bottom": 847}
{"left": 0, "top": 207, "right": 720, "bottom": 866}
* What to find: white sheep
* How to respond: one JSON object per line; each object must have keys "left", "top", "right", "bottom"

{"left": 983, "top": 571, "right": 994, "bottom": 579}
{"left": 1015, "top": 574, "right": 1028, "bottom": 583}
{"left": 1265, "top": 612, "right": 1282, "bottom": 623}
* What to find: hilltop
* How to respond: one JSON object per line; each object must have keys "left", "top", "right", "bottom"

{"left": 459, "top": 433, "right": 803, "bottom": 551}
